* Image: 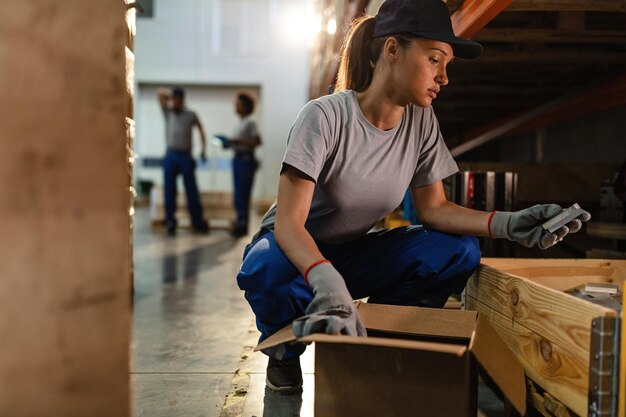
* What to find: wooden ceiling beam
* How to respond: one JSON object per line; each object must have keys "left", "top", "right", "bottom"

{"left": 473, "top": 28, "right": 626, "bottom": 44}
{"left": 558, "top": 11, "right": 585, "bottom": 30}
{"left": 507, "top": 0, "right": 626, "bottom": 13}
{"left": 449, "top": 73, "right": 626, "bottom": 157}
{"left": 451, "top": 0, "right": 513, "bottom": 38}
{"left": 461, "top": 51, "right": 626, "bottom": 63}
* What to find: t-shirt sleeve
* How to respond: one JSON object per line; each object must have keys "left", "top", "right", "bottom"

{"left": 244, "top": 120, "right": 258, "bottom": 138}
{"left": 410, "top": 107, "right": 458, "bottom": 188}
{"left": 282, "top": 101, "right": 332, "bottom": 182}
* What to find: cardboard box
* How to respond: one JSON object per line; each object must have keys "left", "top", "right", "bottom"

{"left": 256, "top": 302, "right": 526, "bottom": 417}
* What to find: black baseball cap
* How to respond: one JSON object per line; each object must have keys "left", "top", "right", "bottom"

{"left": 373, "top": 0, "right": 483, "bottom": 60}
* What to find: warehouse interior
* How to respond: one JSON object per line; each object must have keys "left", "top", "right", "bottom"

{"left": 1, "top": 0, "right": 625, "bottom": 416}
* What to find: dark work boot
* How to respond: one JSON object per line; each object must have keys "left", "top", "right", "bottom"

{"left": 231, "top": 224, "right": 248, "bottom": 238}
{"left": 266, "top": 356, "right": 303, "bottom": 395}
{"left": 165, "top": 221, "right": 177, "bottom": 236}
{"left": 192, "top": 220, "right": 210, "bottom": 234}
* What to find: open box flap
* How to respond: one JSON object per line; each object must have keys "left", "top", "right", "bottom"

{"left": 297, "top": 333, "right": 467, "bottom": 355}
{"left": 255, "top": 323, "right": 467, "bottom": 356}
{"left": 356, "top": 302, "right": 477, "bottom": 339}
{"left": 256, "top": 302, "right": 475, "bottom": 353}
{"left": 470, "top": 315, "right": 526, "bottom": 415}
{"left": 255, "top": 325, "right": 296, "bottom": 352}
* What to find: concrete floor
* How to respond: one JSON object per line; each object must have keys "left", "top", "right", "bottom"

{"left": 131, "top": 207, "right": 510, "bottom": 417}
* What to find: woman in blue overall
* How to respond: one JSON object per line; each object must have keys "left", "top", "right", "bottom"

{"left": 237, "top": 0, "right": 590, "bottom": 394}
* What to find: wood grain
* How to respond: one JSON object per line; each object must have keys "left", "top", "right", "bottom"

{"left": 466, "top": 263, "right": 615, "bottom": 360}
{"left": 467, "top": 296, "right": 587, "bottom": 415}
{"left": 0, "top": 1, "right": 131, "bottom": 415}
{"left": 617, "top": 284, "right": 626, "bottom": 416}
{"left": 465, "top": 259, "right": 626, "bottom": 416}
{"left": 507, "top": 0, "right": 626, "bottom": 12}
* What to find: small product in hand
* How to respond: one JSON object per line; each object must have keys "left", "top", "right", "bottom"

{"left": 541, "top": 203, "right": 588, "bottom": 233}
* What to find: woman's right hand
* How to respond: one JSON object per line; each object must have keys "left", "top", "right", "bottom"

{"left": 292, "top": 262, "right": 367, "bottom": 338}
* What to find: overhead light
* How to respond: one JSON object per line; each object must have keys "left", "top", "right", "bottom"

{"left": 282, "top": 2, "right": 321, "bottom": 45}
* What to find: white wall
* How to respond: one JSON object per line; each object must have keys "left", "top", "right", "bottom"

{"left": 134, "top": 0, "right": 313, "bottom": 199}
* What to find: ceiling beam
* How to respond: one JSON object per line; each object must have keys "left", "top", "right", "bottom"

{"left": 473, "top": 28, "right": 626, "bottom": 44}
{"left": 558, "top": 11, "right": 585, "bottom": 31}
{"left": 449, "top": 73, "right": 626, "bottom": 157}
{"left": 451, "top": 0, "right": 513, "bottom": 38}
{"left": 460, "top": 51, "right": 626, "bottom": 64}
{"left": 507, "top": 0, "right": 626, "bottom": 12}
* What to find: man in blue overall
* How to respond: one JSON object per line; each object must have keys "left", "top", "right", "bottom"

{"left": 158, "top": 87, "right": 210, "bottom": 235}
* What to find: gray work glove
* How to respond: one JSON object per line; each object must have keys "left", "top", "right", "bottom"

{"left": 292, "top": 262, "right": 367, "bottom": 338}
{"left": 490, "top": 204, "right": 591, "bottom": 250}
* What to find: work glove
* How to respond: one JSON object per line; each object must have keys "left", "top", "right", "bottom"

{"left": 292, "top": 262, "right": 367, "bottom": 338}
{"left": 490, "top": 204, "right": 591, "bottom": 250}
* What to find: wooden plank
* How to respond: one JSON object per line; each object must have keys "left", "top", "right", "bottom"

{"left": 482, "top": 27, "right": 626, "bottom": 44}
{"left": 462, "top": 50, "right": 626, "bottom": 64}
{"left": 450, "top": 73, "right": 626, "bottom": 157}
{"left": 465, "top": 264, "right": 614, "bottom": 362}
{"left": 557, "top": 11, "right": 586, "bottom": 31}
{"left": 466, "top": 259, "right": 626, "bottom": 416}
{"left": 526, "top": 378, "right": 576, "bottom": 417}
{"left": 507, "top": 0, "right": 626, "bottom": 12}
{"left": 479, "top": 258, "right": 626, "bottom": 289}
{"left": 466, "top": 296, "right": 587, "bottom": 415}
{"left": 0, "top": 0, "right": 131, "bottom": 416}
{"left": 125, "top": 46, "right": 134, "bottom": 118}
{"left": 617, "top": 282, "right": 626, "bottom": 416}
{"left": 473, "top": 28, "right": 626, "bottom": 44}
{"left": 451, "top": 0, "right": 513, "bottom": 38}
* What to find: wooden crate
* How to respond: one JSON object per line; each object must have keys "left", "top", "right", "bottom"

{"left": 465, "top": 258, "right": 625, "bottom": 416}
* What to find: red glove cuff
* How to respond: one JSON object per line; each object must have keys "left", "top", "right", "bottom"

{"left": 487, "top": 211, "right": 497, "bottom": 239}
{"left": 304, "top": 259, "right": 331, "bottom": 285}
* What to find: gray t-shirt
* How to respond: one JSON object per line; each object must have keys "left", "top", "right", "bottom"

{"left": 232, "top": 115, "right": 258, "bottom": 154}
{"left": 162, "top": 106, "right": 199, "bottom": 151}
{"left": 260, "top": 90, "right": 458, "bottom": 244}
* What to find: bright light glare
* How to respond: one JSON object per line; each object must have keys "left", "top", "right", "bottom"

{"left": 326, "top": 18, "right": 336, "bottom": 35}
{"left": 282, "top": 3, "right": 322, "bottom": 45}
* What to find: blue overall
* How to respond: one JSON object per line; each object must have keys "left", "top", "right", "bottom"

{"left": 233, "top": 152, "right": 257, "bottom": 229}
{"left": 163, "top": 149, "right": 205, "bottom": 229}
{"left": 236, "top": 226, "right": 481, "bottom": 359}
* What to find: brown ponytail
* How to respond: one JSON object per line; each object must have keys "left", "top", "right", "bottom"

{"left": 334, "top": 15, "right": 415, "bottom": 93}
{"left": 335, "top": 16, "right": 377, "bottom": 93}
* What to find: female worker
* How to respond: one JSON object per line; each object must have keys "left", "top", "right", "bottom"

{"left": 237, "top": 0, "right": 590, "bottom": 394}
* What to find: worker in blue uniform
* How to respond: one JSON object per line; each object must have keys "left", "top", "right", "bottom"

{"left": 216, "top": 93, "right": 262, "bottom": 237}
{"left": 158, "top": 87, "right": 210, "bottom": 235}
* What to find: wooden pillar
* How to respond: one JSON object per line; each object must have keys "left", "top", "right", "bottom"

{"left": 0, "top": 1, "right": 132, "bottom": 416}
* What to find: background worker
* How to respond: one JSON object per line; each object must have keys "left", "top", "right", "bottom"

{"left": 216, "top": 93, "right": 262, "bottom": 237}
{"left": 236, "top": 0, "right": 590, "bottom": 394}
{"left": 158, "top": 87, "right": 210, "bottom": 235}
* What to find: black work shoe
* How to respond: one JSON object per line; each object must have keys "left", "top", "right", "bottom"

{"left": 192, "top": 221, "right": 210, "bottom": 234}
{"left": 266, "top": 357, "right": 303, "bottom": 394}
{"left": 231, "top": 224, "right": 248, "bottom": 238}
{"left": 166, "top": 224, "right": 177, "bottom": 236}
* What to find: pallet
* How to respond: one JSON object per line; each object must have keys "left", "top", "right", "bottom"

{"left": 465, "top": 258, "right": 625, "bottom": 416}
